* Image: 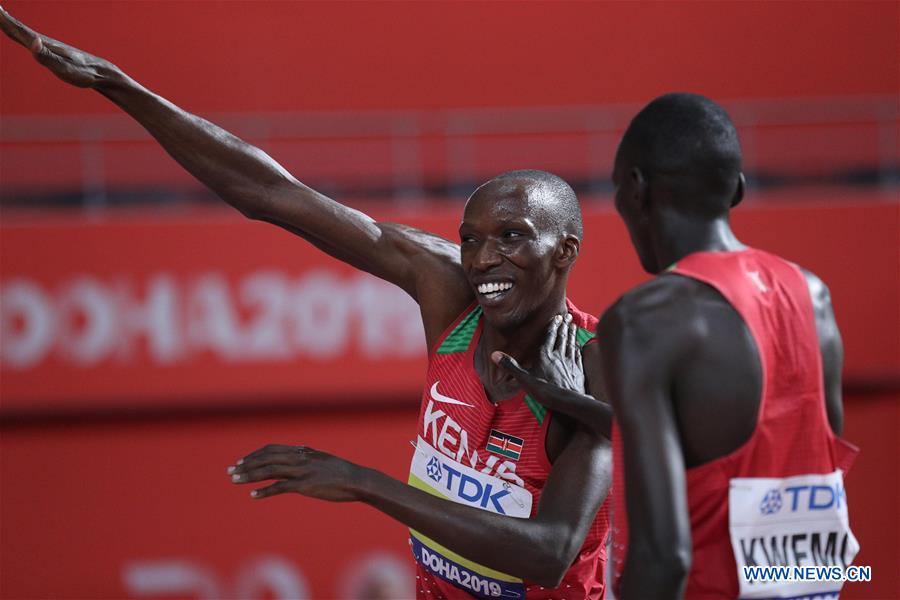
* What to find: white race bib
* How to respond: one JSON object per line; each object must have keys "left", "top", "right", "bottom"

{"left": 729, "top": 470, "right": 859, "bottom": 599}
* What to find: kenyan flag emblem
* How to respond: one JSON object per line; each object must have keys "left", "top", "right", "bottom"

{"left": 486, "top": 430, "right": 524, "bottom": 461}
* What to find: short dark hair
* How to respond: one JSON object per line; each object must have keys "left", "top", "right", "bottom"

{"left": 488, "top": 169, "right": 583, "bottom": 239}
{"left": 620, "top": 93, "right": 743, "bottom": 216}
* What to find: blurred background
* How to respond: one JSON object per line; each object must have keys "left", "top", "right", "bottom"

{"left": 0, "top": 1, "right": 897, "bottom": 598}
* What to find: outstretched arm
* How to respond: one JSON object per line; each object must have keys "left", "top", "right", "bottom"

{"left": 0, "top": 8, "right": 471, "bottom": 344}
{"left": 229, "top": 430, "right": 610, "bottom": 588}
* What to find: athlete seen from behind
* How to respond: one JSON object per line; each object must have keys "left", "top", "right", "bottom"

{"left": 503, "top": 93, "right": 860, "bottom": 599}
{"left": 0, "top": 9, "right": 614, "bottom": 598}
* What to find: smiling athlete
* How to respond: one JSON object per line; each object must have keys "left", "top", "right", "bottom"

{"left": 0, "top": 9, "right": 612, "bottom": 598}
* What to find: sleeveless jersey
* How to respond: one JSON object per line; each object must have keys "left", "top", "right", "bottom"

{"left": 611, "top": 248, "right": 859, "bottom": 599}
{"left": 409, "top": 299, "right": 609, "bottom": 599}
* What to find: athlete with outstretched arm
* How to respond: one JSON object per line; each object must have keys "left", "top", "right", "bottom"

{"left": 1, "top": 8, "right": 614, "bottom": 597}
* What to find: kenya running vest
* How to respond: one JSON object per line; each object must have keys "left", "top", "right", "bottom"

{"left": 410, "top": 299, "right": 609, "bottom": 599}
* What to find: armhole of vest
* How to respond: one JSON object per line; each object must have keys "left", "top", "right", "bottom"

{"left": 783, "top": 258, "right": 839, "bottom": 447}
{"left": 428, "top": 301, "right": 480, "bottom": 356}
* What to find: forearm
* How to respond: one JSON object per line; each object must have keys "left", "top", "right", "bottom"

{"left": 96, "top": 70, "right": 309, "bottom": 218}
{"left": 356, "top": 468, "right": 573, "bottom": 586}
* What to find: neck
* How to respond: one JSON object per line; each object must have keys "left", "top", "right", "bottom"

{"left": 480, "top": 291, "right": 568, "bottom": 367}
{"left": 652, "top": 212, "right": 744, "bottom": 271}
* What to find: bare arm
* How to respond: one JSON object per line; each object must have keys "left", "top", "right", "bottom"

{"left": 802, "top": 269, "right": 844, "bottom": 436}
{"left": 0, "top": 8, "right": 472, "bottom": 344}
{"left": 598, "top": 283, "right": 694, "bottom": 599}
{"left": 230, "top": 430, "right": 611, "bottom": 587}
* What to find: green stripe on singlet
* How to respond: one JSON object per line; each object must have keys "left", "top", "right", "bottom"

{"left": 524, "top": 394, "right": 547, "bottom": 424}
{"left": 436, "top": 306, "right": 483, "bottom": 354}
{"left": 575, "top": 326, "right": 596, "bottom": 347}
{"left": 523, "top": 326, "right": 596, "bottom": 423}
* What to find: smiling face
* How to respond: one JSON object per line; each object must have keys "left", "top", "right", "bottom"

{"left": 460, "top": 177, "right": 575, "bottom": 330}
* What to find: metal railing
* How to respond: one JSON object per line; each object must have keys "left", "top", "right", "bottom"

{"left": 1, "top": 95, "right": 896, "bottom": 208}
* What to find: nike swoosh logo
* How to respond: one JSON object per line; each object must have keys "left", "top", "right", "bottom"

{"left": 430, "top": 381, "right": 474, "bottom": 407}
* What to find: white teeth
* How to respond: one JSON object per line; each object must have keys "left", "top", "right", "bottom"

{"left": 477, "top": 282, "right": 513, "bottom": 295}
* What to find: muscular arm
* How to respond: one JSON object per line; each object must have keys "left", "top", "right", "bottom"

{"left": 0, "top": 9, "right": 472, "bottom": 345}
{"left": 232, "top": 431, "right": 611, "bottom": 587}
{"left": 802, "top": 269, "right": 844, "bottom": 436}
{"left": 598, "top": 281, "right": 695, "bottom": 599}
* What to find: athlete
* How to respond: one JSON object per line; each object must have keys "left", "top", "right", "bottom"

{"left": 502, "top": 93, "right": 861, "bottom": 599}
{"left": 0, "top": 9, "right": 612, "bottom": 598}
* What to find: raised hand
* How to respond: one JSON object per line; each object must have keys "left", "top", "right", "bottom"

{"left": 0, "top": 6, "right": 121, "bottom": 88}
{"left": 496, "top": 313, "right": 585, "bottom": 395}
{"left": 493, "top": 313, "right": 612, "bottom": 437}
{"left": 228, "top": 444, "right": 367, "bottom": 502}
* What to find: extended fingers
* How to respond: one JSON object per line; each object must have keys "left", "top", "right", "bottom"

{"left": 0, "top": 7, "right": 36, "bottom": 47}
{"left": 250, "top": 481, "right": 294, "bottom": 499}
{"left": 238, "top": 443, "right": 301, "bottom": 464}
{"left": 492, "top": 351, "right": 533, "bottom": 382}
{"left": 231, "top": 462, "right": 305, "bottom": 484}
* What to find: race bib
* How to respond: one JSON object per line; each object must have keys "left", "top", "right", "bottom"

{"left": 408, "top": 436, "right": 533, "bottom": 598}
{"left": 729, "top": 470, "right": 859, "bottom": 599}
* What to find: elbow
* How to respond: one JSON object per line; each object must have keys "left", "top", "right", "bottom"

{"left": 529, "top": 533, "right": 584, "bottom": 588}
{"left": 624, "top": 542, "right": 691, "bottom": 597}
{"left": 656, "top": 549, "right": 691, "bottom": 589}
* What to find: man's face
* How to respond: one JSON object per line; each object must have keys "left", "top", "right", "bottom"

{"left": 460, "top": 181, "right": 562, "bottom": 330}
{"left": 613, "top": 148, "right": 658, "bottom": 273}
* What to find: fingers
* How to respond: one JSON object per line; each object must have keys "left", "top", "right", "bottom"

{"left": 541, "top": 314, "right": 564, "bottom": 355}
{"left": 250, "top": 481, "right": 294, "bottom": 499}
{"left": 0, "top": 6, "right": 39, "bottom": 48}
{"left": 555, "top": 313, "right": 574, "bottom": 355}
{"left": 238, "top": 443, "right": 301, "bottom": 464}
{"left": 566, "top": 319, "right": 578, "bottom": 360}
{"left": 231, "top": 463, "right": 305, "bottom": 484}
{"left": 491, "top": 351, "right": 535, "bottom": 384}
{"left": 229, "top": 452, "right": 304, "bottom": 474}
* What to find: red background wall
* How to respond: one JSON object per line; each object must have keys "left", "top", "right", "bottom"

{"left": 1, "top": 1, "right": 896, "bottom": 115}
{"left": 2, "top": 197, "right": 897, "bottom": 598}
{"left": 1, "top": 1, "right": 897, "bottom": 598}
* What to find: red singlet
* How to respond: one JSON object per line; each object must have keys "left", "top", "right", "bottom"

{"left": 409, "top": 299, "right": 609, "bottom": 599}
{"left": 612, "top": 248, "right": 858, "bottom": 599}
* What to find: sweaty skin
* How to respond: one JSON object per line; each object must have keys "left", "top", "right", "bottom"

{"left": 0, "top": 9, "right": 611, "bottom": 587}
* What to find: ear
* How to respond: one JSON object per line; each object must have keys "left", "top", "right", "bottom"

{"left": 631, "top": 166, "right": 650, "bottom": 218}
{"left": 554, "top": 235, "right": 580, "bottom": 268}
{"left": 730, "top": 173, "right": 746, "bottom": 208}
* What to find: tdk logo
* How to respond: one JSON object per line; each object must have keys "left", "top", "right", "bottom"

{"left": 761, "top": 483, "right": 846, "bottom": 515}
{"left": 759, "top": 489, "right": 782, "bottom": 515}
{"left": 426, "top": 456, "right": 443, "bottom": 483}
{"left": 433, "top": 462, "right": 511, "bottom": 514}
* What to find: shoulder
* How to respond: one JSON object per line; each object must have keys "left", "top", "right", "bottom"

{"left": 797, "top": 266, "right": 834, "bottom": 315}
{"left": 598, "top": 274, "right": 709, "bottom": 343}
{"left": 380, "top": 224, "right": 474, "bottom": 347}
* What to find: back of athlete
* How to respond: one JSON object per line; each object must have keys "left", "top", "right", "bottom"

{"left": 610, "top": 247, "right": 859, "bottom": 598}
{"left": 595, "top": 93, "right": 861, "bottom": 600}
